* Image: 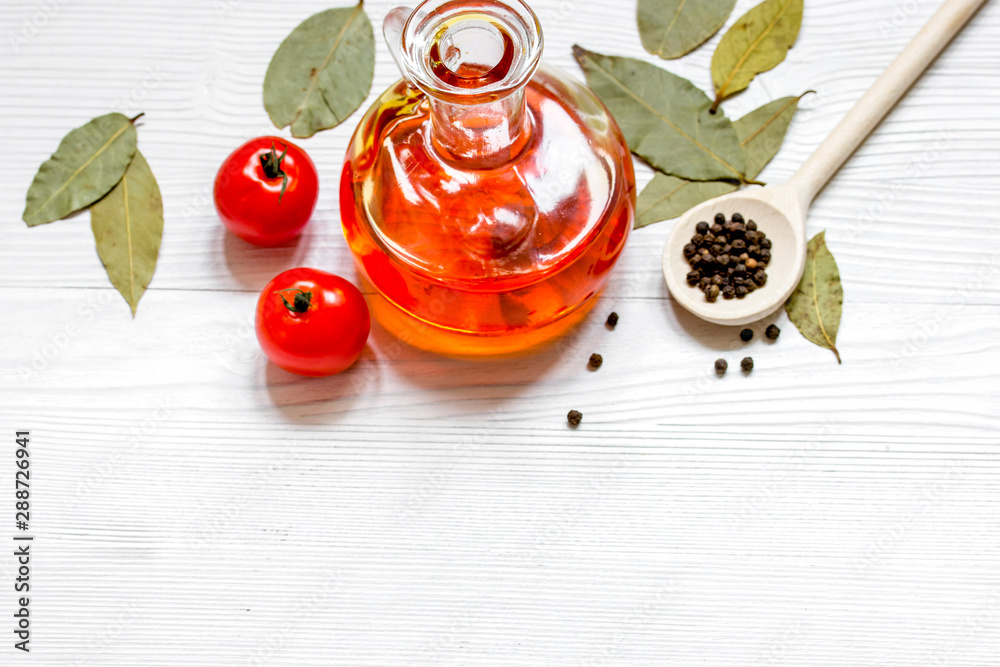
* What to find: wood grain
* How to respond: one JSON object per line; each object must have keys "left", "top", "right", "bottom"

{"left": 1, "top": 0, "right": 998, "bottom": 665}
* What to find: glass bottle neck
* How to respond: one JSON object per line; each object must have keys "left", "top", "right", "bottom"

{"left": 385, "top": 0, "right": 543, "bottom": 168}
{"left": 428, "top": 88, "right": 532, "bottom": 169}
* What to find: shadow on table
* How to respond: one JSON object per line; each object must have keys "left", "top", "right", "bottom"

{"left": 262, "top": 298, "right": 597, "bottom": 423}
{"left": 221, "top": 227, "right": 311, "bottom": 290}
{"left": 664, "top": 277, "right": 785, "bottom": 351}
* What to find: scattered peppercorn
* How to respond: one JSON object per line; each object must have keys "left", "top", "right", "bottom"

{"left": 740, "top": 328, "right": 753, "bottom": 342}
{"left": 766, "top": 324, "right": 781, "bottom": 340}
{"left": 683, "top": 213, "right": 772, "bottom": 302}
{"left": 588, "top": 353, "right": 603, "bottom": 370}
{"left": 567, "top": 410, "right": 583, "bottom": 426}
{"left": 715, "top": 358, "right": 728, "bottom": 374}
{"left": 741, "top": 357, "right": 754, "bottom": 372}
{"left": 606, "top": 312, "right": 619, "bottom": 328}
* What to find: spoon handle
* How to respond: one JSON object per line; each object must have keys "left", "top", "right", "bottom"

{"left": 789, "top": 0, "right": 986, "bottom": 204}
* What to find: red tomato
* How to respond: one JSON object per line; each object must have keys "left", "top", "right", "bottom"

{"left": 214, "top": 136, "right": 319, "bottom": 246}
{"left": 256, "top": 268, "right": 370, "bottom": 377}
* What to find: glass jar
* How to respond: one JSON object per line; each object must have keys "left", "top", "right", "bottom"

{"left": 340, "top": 0, "right": 635, "bottom": 355}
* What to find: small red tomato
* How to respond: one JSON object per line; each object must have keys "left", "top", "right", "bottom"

{"left": 214, "top": 136, "right": 319, "bottom": 246}
{"left": 256, "top": 268, "right": 370, "bottom": 377}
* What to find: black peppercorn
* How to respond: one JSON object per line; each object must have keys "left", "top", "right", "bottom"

{"left": 606, "top": 312, "right": 619, "bottom": 328}
{"left": 684, "top": 212, "right": 773, "bottom": 305}
{"left": 715, "top": 358, "right": 728, "bottom": 374}
{"left": 760, "top": 238, "right": 772, "bottom": 249}
{"left": 741, "top": 357, "right": 754, "bottom": 372}
{"left": 567, "top": 410, "right": 583, "bottom": 426}
{"left": 766, "top": 324, "right": 781, "bottom": 340}
{"left": 589, "top": 353, "right": 603, "bottom": 370}
{"left": 759, "top": 248, "right": 771, "bottom": 262}
{"left": 740, "top": 328, "right": 753, "bottom": 342}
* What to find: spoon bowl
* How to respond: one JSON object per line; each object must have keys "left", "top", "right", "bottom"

{"left": 663, "top": 183, "right": 808, "bottom": 326}
{"left": 660, "top": 0, "right": 984, "bottom": 327}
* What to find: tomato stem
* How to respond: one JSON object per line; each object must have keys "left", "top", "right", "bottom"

{"left": 279, "top": 288, "right": 312, "bottom": 313}
{"left": 260, "top": 142, "right": 289, "bottom": 203}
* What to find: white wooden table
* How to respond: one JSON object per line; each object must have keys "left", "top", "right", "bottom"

{"left": 2, "top": 0, "right": 998, "bottom": 664}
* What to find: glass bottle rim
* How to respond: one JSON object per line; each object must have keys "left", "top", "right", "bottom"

{"left": 397, "top": 0, "right": 543, "bottom": 104}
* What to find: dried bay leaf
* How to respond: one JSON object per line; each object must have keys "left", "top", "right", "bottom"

{"left": 90, "top": 151, "right": 163, "bottom": 316}
{"left": 786, "top": 231, "right": 843, "bottom": 363}
{"left": 23, "top": 113, "right": 137, "bottom": 227}
{"left": 635, "top": 174, "right": 737, "bottom": 228}
{"left": 711, "top": 0, "right": 803, "bottom": 111}
{"left": 264, "top": 3, "right": 375, "bottom": 139}
{"left": 573, "top": 46, "right": 745, "bottom": 182}
{"left": 638, "top": 0, "right": 737, "bottom": 60}
{"left": 734, "top": 92, "right": 809, "bottom": 180}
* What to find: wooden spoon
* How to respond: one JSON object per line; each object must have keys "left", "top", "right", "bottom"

{"left": 663, "top": 0, "right": 986, "bottom": 327}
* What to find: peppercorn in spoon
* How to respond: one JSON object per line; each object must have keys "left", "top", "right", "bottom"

{"left": 663, "top": 0, "right": 986, "bottom": 327}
